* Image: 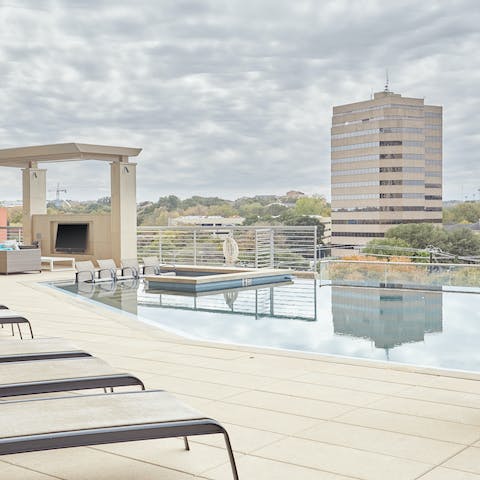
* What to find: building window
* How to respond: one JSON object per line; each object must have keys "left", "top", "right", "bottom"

{"left": 380, "top": 140, "right": 402, "bottom": 146}
{"left": 332, "top": 232, "right": 386, "bottom": 237}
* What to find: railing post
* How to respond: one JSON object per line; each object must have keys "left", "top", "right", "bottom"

{"left": 313, "top": 226, "right": 318, "bottom": 273}
{"left": 193, "top": 230, "right": 197, "bottom": 265}
{"left": 158, "top": 230, "right": 162, "bottom": 262}
{"left": 255, "top": 230, "right": 258, "bottom": 268}
{"left": 269, "top": 229, "right": 274, "bottom": 268}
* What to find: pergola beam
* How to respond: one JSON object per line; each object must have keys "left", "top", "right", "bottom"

{"left": 0, "top": 143, "right": 141, "bottom": 167}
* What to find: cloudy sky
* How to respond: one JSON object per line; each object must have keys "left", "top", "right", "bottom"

{"left": 0, "top": 0, "right": 479, "bottom": 202}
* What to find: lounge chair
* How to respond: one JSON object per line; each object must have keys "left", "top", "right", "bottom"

{"left": 0, "top": 310, "right": 33, "bottom": 339}
{"left": 98, "top": 259, "right": 138, "bottom": 280}
{"left": 0, "top": 337, "right": 91, "bottom": 363}
{"left": 97, "top": 259, "right": 120, "bottom": 279}
{"left": 0, "top": 389, "right": 239, "bottom": 479}
{"left": 75, "top": 260, "right": 116, "bottom": 283}
{"left": 142, "top": 256, "right": 162, "bottom": 275}
{"left": 0, "top": 356, "right": 144, "bottom": 397}
{"left": 121, "top": 258, "right": 141, "bottom": 278}
{"left": 0, "top": 304, "right": 8, "bottom": 309}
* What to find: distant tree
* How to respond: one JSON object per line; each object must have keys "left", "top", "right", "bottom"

{"left": 181, "top": 196, "right": 230, "bottom": 209}
{"left": 208, "top": 204, "right": 237, "bottom": 217}
{"left": 283, "top": 214, "right": 321, "bottom": 226}
{"left": 294, "top": 196, "right": 329, "bottom": 216}
{"left": 363, "top": 238, "right": 412, "bottom": 258}
{"left": 281, "top": 212, "right": 325, "bottom": 241}
{"left": 264, "top": 203, "right": 288, "bottom": 216}
{"left": 443, "top": 202, "right": 480, "bottom": 224}
{"left": 385, "top": 223, "right": 447, "bottom": 249}
{"left": 183, "top": 205, "right": 209, "bottom": 216}
{"left": 7, "top": 206, "right": 22, "bottom": 226}
{"left": 443, "top": 227, "right": 480, "bottom": 257}
{"left": 238, "top": 202, "right": 265, "bottom": 218}
{"left": 384, "top": 223, "right": 480, "bottom": 258}
{"left": 157, "top": 195, "right": 181, "bottom": 211}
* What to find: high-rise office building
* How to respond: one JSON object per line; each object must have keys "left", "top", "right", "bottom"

{"left": 331, "top": 89, "right": 442, "bottom": 251}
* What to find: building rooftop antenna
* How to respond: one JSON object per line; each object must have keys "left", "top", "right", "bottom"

{"left": 384, "top": 69, "right": 390, "bottom": 92}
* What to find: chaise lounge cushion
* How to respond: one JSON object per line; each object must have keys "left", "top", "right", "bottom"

{"left": 0, "top": 390, "right": 203, "bottom": 439}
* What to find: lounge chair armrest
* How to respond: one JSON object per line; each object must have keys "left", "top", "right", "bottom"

{"left": 97, "top": 267, "right": 117, "bottom": 280}
{"left": 76, "top": 270, "right": 95, "bottom": 283}
{"left": 121, "top": 266, "right": 139, "bottom": 278}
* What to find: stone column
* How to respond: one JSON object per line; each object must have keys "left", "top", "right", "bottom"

{"left": 110, "top": 159, "right": 137, "bottom": 264}
{"left": 22, "top": 167, "right": 47, "bottom": 246}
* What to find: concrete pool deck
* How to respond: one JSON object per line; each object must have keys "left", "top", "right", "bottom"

{"left": 1, "top": 271, "right": 480, "bottom": 480}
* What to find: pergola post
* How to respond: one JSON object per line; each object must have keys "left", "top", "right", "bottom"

{"left": 22, "top": 166, "right": 47, "bottom": 245}
{"left": 110, "top": 158, "right": 137, "bottom": 264}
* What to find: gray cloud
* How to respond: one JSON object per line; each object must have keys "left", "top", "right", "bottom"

{"left": 0, "top": 0, "right": 479, "bottom": 202}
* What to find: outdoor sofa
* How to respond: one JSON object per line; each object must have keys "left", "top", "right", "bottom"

{"left": 0, "top": 248, "right": 41, "bottom": 274}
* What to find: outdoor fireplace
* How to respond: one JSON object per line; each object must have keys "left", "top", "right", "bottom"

{"left": 55, "top": 223, "right": 89, "bottom": 253}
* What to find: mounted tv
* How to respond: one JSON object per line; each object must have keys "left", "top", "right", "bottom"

{"left": 55, "top": 223, "right": 88, "bottom": 253}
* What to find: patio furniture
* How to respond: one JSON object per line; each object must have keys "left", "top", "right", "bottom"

{"left": 0, "top": 310, "right": 33, "bottom": 339}
{"left": 142, "top": 256, "right": 161, "bottom": 275}
{"left": 75, "top": 260, "right": 115, "bottom": 283}
{"left": 0, "top": 248, "right": 41, "bottom": 274}
{"left": 98, "top": 259, "right": 138, "bottom": 280}
{"left": 0, "top": 356, "right": 144, "bottom": 397}
{"left": 41, "top": 256, "right": 75, "bottom": 271}
{"left": 0, "top": 390, "right": 239, "bottom": 479}
{"left": 97, "top": 259, "right": 120, "bottom": 279}
{"left": 0, "top": 337, "right": 91, "bottom": 363}
{"left": 120, "top": 258, "right": 140, "bottom": 278}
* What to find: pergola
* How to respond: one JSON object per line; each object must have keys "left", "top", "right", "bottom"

{"left": 0, "top": 143, "right": 142, "bottom": 262}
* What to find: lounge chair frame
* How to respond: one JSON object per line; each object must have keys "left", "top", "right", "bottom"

{"left": 75, "top": 261, "right": 116, "bottom": 283}
{"left": 0, "top": 351, "right": 91, "bottom": 363}
{"left": 120, "top": 258, "right": 141, "bottom": 279}
{"left": 0, "top": 315, "right": 33, "bottom": 339}
{"left": 0, "top": 392, "right": 239, "bottom": 479}
{"left": 0, "top": 372, "right": 145, "bottom": 398}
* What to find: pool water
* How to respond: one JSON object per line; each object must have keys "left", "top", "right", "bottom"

{"left": 53, "top": 278, "right": 480, "bottom": 373}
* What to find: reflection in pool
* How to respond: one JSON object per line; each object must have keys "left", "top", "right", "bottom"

{"left": 53, "top": 279, "right": 480, "bottom": 373}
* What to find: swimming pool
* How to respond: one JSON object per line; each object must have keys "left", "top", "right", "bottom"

{"left": 52, "top": 278, "right": 480, "bottom": 373}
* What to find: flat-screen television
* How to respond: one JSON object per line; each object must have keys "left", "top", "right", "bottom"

{"left": 55, "top": 223, "right": 88, "bottom": 253}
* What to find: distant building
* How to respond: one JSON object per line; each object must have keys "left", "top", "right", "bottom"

{"left": 0, "top": 200, "right": 22, "bottom": 207}
{"left": 169, "top": 215, "right": 245, "bottom": 227}
{"left": 331, "top": 89, "right": 443, "bottom": 252}
{"left": 285, "top": 190, "right": 305, "bottom": 199}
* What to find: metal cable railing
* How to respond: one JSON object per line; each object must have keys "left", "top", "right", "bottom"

{"left": 319, "top": 259, "right": 480, "bottom": 290}
{"left": 137, "top": 226, "right": 318, "bottom": 271}
{"left": 0, "top": 226, "right": 23, "bottom": 242}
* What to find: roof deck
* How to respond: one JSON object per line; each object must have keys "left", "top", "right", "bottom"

{"left": 1, "top": 271, "right": 479, "bottom": 479}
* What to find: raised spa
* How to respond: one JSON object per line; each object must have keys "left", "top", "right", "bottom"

{"left": 145, "top": 265, "right": 293, "bottom": 293}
